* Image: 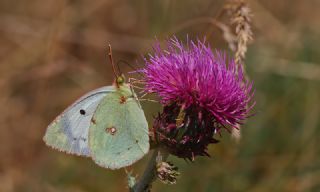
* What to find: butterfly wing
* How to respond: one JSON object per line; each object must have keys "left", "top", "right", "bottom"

{"left": 89, "top": 85, "right": 149, "bottom": 169}
{"left": 43, "top": 86, "right": 114, "bottom": 156}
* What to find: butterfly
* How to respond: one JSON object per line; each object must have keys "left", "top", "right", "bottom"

{"left": 43, "top": 45, "right": 149, "bottom": 169}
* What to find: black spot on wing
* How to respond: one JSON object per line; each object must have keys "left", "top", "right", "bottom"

{"left": 80, "top": 109, "right": 86, "bottom": 115}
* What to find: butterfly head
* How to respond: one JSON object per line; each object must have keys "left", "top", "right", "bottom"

{"left": 115, "top": 74, "right": 126, "bottom": 86}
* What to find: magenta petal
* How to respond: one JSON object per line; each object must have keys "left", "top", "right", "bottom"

{"left": 142, "top": 38, "right": 255, "bottom": 128}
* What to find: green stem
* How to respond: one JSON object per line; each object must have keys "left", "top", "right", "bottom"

{"left": 131, "top": 148, "right": 169, "bottom": 192}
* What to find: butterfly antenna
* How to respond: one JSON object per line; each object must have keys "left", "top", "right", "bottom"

{"left": 108, "top": 44, "right": 119, "bottom": 78}
{"left": 115, "top": 59, "right": 122, "bottom": 75}
{"left": 117, "top": 59, "right": 143, "bottom": 78}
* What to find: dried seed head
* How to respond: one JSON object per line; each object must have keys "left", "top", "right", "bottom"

{"left": 156, "top": 161, "right": 180, "bottom": 185}
{"left": 226, "top": 0, "right": 253, "bottom": 66}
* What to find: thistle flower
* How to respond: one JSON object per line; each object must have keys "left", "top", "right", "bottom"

{"left": 142, "top": 38, "right": 254, "bottom": 160}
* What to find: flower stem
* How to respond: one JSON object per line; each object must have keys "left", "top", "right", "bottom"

{"left": 131, "top": 148, "right": 169, "bottom": 192}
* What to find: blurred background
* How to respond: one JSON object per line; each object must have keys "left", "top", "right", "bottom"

{"left": 0, "top": 0, "right": 319, "bottom": 191}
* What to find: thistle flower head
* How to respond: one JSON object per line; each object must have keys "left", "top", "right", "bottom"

{"left": 142, "top": 37, "right": 254, "bottom": 159}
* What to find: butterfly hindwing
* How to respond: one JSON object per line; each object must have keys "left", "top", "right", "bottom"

{"left": 43, "top": 86, "right": 114, "bottom": 156}
{"left": 89, "top": 84, "right": 149, "bottom": 169}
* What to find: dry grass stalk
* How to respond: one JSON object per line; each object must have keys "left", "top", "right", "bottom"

{"left": 224, "top": 0, "right": 254, "bottom": 141}
{"left": 226, "top": 0, "right": 253, "bottom": 69}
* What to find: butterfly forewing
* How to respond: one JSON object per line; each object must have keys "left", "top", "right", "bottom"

{"left": 43, "top": 86, "right": 114, "bottom": 156}
{"left": 89, "top": 84, "right": 149, "bottom": 169}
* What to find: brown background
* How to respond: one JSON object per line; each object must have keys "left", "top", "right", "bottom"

{"left": 0, "top": 0, "right": 319, "bottom": 191}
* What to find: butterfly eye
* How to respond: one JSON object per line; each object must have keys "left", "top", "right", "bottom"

{"left": 116, "top": 75, "right": 126, "bottom": 85}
